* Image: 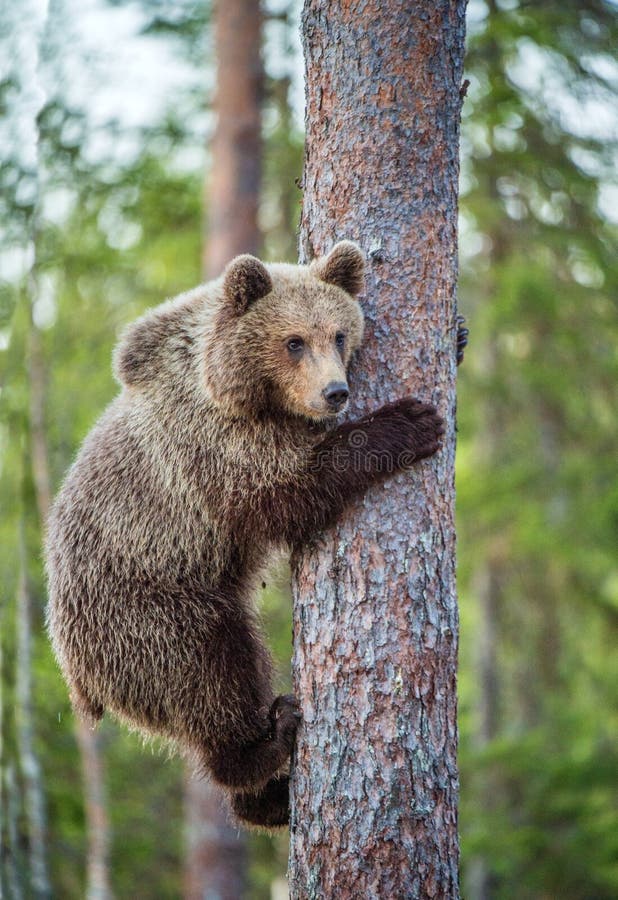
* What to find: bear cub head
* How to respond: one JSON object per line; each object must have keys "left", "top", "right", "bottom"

{"left": 205, "top": 241, "right": 365, "bottom": 421}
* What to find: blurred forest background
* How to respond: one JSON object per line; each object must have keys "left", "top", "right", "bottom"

{"left": 1, "top": 0, "right": 617, "bottom": 897}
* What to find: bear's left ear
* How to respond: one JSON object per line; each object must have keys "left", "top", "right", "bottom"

{"left": 314, "top": 241, "right": 365, "bottom": 296}
{"left": 223, "top": 254, "right": 273, "bottom": 315}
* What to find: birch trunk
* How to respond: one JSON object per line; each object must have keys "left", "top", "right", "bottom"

{"left": 28, "top": 274, "right": 112, "bottom": 899}
{"left": 289, "top": 2, "right": 466, "bottom": 896}
{"left": 4, "top": 764, "right": 25, "bottom": 900}
{"left": 15, "top": 534, "right": 51, "bottom": 899}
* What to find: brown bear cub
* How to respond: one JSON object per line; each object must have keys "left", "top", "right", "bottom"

{"left": 46, "top": 241, "right": 446, "bottom": 829}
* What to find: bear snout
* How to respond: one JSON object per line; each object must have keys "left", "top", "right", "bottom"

{"left": 322, "top": 381, "right": 350, "bottom": 412}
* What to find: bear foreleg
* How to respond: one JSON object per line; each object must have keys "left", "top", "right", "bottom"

{"left": 261, "top": 398, "right": 444, "bottom": 547}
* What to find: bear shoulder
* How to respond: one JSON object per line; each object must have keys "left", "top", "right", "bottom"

{"left": 113, "top": 284, "right": 217, "bottom": 389}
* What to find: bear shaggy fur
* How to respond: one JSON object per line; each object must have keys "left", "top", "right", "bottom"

{"left": 46, "top": 241, "right": 445, "bottom": 829}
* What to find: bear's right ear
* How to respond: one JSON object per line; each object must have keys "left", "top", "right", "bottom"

{"left": 314, "top": 241, "right": 365, "bottom": 296}
{"left": 223, "top": 255, "right": 273, "bottom": 315}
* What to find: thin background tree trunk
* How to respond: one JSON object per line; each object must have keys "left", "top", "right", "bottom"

{"left": 202, "top": 0, "right": 264, "bottom": 279}
{"left": 4, "top": 764, "right": 26, "bottom": 900}
{"left": 73, "top": 724, "right": 112, "bottom": 900}
{"left": 27, "top": 281, "right": 113, "bottom": 900}
{"left": 289, "top": 2, "right": 466, "bottom": 896}
{"left": 15, "top": 532, "right": 51, "bottom": 900}
{"left": 184, "top": 1, "right": 264, "bottom": 896}
{"left": 467, "top": 562, "right": 500, "bottom": 900}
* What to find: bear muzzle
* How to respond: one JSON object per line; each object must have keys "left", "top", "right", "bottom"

{"left": 322, "top": 381, "right": 350, "bottom": 413}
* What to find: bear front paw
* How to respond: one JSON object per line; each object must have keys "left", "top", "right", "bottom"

{"left": 399, "top": 398, "right": 445, "bottom": 461}
{"left": 376, "top": 398, "right": 444, "bottom": 462}
{"left": 269, "top": 694, "right": 302, "bottom": 749}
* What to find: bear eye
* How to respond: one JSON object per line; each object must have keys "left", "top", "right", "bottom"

{"left": 286, "top": 337, "right": 305, "bottom": 354}
{"left": 335, "top": 331, "right": 346, "bottom": 350}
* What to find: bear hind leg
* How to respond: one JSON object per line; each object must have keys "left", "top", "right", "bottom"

{"left": 208, "top": 694, "right": 301, "bottom": 791}
{"left": 230, "top": 774, "right": 290, "bottom": 829}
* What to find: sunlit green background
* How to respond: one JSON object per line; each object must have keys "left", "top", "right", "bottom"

{"left": 1, "top": 1, "right": 617, "bottom": 897}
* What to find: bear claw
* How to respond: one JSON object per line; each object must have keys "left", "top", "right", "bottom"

{"left": 269, "top": 694, "right": 302, "bottom": 745}
{"left": 456, "top": 314, "right": 469, "bottom": 366}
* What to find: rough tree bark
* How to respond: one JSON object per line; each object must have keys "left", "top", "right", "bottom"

{"left": 184, "top": 2, "right": 264, "bottom": 896}
{"left": 289, "top": 2, "right": 466, "bottom": 897}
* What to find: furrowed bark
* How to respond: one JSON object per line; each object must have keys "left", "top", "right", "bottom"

{"left": 289, "top": 2, "right": 466, "bottom": 897}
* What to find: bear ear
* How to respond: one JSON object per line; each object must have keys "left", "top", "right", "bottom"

{"left": 315, "top": 240, "right": 365, "bottom": 296}
{"left": 223, "top": 254, "right": 273, "bottom": 315}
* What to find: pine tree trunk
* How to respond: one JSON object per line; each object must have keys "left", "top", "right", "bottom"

{"left": 202, "top": 0, "right": 264, "bottom": 278}
{"left": 74, "top": 724, "right": 113, "bottom": 900}
{"left": 289, "top": 2, "right": 466, "bottom": 896}
{"left": 185, "top": 2, "right": 264, "bottom": 895}
{"left": 183, "top": 771, "right": 247, "bottom": 900}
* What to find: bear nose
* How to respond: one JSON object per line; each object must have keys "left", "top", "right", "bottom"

{"left": 323, "top": 381, "right": 350, "bottom": 410}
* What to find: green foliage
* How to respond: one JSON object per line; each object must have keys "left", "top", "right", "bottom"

{"left": 1, "top": 130, "right": 201, "bottom": 898}
{"left": 1, "top": 0, "right": 303, "bottom": 893}
{"left": 457, "top": 1, "right": 618, "bottom": 896}
{"left": 2, "top": 0, "right": 616, "bottom": 896}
